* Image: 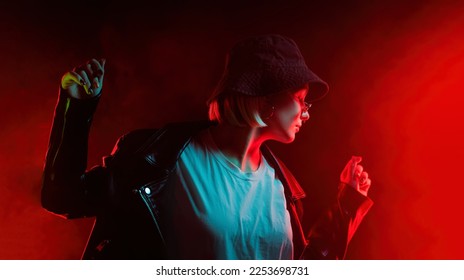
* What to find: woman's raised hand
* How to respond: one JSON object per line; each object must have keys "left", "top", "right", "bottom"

{"left": 61, "top": 58, "right": 106, "bottom": 99}
{"left": 340, "top": 156, "right": 372, "bottom": 196}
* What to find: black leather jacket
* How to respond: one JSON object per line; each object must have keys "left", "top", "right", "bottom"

{"left": 41, "top": 90, "right": 373, "bottom": 259}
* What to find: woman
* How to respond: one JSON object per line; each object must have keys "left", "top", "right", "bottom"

{"left": 42, "top": 34, "right": 373, "bottom": 259}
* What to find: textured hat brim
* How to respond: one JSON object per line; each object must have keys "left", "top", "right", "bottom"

{"left": 306, "top": 68, "right": 329, "bottom": 102}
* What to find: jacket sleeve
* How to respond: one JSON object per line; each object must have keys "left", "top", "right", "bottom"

{"left": 41, "top": 88, "right": 104, "bottom": 219}
{"left": 300, "top": 183, "right": 373, "bottom": 259}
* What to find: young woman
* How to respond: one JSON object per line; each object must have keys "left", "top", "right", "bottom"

{"left": 42, "top": 34, "right": 373, "bottom": 259}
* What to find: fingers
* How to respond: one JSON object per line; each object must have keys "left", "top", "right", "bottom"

{"left": 352, "top": 156, "right": 362, "bottom": 164}
{"left": 90, "top": 58, "right": 105, "bottom": 89}
{"left": 92, "top": 58, "right": 105, "bottom": 75}
{"left": 359, "top": 171, "right": 368, "bottom": 180}
{"left": 101, "top": 58, "right": 106, "bottom": 67}
{"left": 350, "top": 155, "right": 362, "bottom": 175}
{"left": 77, "top": 69, "right": 93, "bottom": 95}
{"left": 358, "top": 171, "right": 368, "bottom": 185}
{"left": 71, "top": 58, "right": 106, "bottom": 95}
{"left": 360, "top": 178, "right": 371, "bottom": 188}
{"left": 357, "top": 169, "right": 371, "bottom": 196}
{"left": 61, "top": 71, "right": 85, "bottom": 89}
{"left": 78, "top": 58, "right": 105, "bottom": 74}
{"left": 346, "top": 155, "right": 362, "bottom": 181}
{"left": 359, "top": 178, "right": 371, "bottom": 196}
{"left": 89, "top": 58, "right": 105, "bottom": 90}
{"left": 354, "top": 165, "right": 364, "bottom": 177}
{"left": 340, "top": 155, "right": 372, "bottom": 196}
{"left": 340, "top": 156, "right": 359, "bottom": 183}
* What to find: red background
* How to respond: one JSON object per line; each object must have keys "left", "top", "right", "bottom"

{"left": 1, "top": 0, "right": 463, "bottom": 259}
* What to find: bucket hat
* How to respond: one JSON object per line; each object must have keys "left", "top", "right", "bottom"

{"left": 209, "top": 34, "right": 329, "bottom": 103}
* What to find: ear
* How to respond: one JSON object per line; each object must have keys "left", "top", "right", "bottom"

{"left": 261, "top": 98, "right": 276, "bottom": 121}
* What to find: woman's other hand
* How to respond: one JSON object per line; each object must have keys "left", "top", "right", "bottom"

{"left": 61, "top": 58, "right": 106, "bottom": 99}
{"left": 340, "top": 156, "right": 372, "bottom": 196}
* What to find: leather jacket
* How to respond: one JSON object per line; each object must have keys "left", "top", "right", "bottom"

{"left": 41, "top": 90, "right": 373, "bottom": 259}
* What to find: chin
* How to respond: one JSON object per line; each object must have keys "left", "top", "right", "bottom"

{"left": 275, "top": 134, "right": 296, "bottom": 144}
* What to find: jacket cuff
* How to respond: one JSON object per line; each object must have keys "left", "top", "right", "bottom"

{"left": 55, "top": 87, "right": 101, "bottom": 122}
{"left": 338, "top": 182, "right": 374, "bottom": 217}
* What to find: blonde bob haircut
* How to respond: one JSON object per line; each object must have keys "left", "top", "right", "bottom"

{"left": 208, "top": 92, "right": 269, "bottom": 128}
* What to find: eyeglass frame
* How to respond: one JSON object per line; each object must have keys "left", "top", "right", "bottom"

{"left": 302, "top": 102, "right": 312, "bottom": 113}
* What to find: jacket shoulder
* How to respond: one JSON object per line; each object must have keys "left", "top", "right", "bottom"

{"left": 112, "top": 129, "right": 158, "bottom": 156}
{"left": 101, "top": 129, "right": 158, "bottom": 166}
{"left": 103, "top": 121, "right": 213, "bottom": 167}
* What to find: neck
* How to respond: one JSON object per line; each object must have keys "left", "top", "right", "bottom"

{"left": 208, "top": 123, "right": 266, "bottom": 172}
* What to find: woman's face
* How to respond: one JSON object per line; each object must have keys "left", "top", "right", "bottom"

{"left": 263, "top": 87, "right": 310, "bottom": 143}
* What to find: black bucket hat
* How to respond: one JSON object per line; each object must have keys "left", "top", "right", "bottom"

{"left": 209, "top": 34, "right": 329, "bottom": 103}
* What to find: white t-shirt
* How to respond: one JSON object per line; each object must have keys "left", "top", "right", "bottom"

{"left": 159, "top": 129, "right": 293, "bottom": 259}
